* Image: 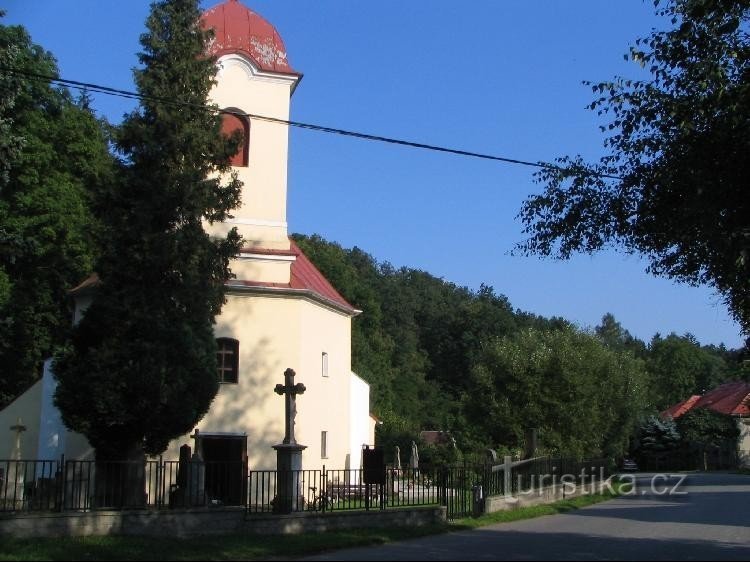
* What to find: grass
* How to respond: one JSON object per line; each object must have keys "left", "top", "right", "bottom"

{"left": 0, "top": 481, "right": 628, "bottom": 561}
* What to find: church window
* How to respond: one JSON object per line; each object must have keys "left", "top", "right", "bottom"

{"left": 221, "top": 110, "right": 249, "bottom": 167}
{"left": 322, "top": 352, "right": 328, "bottom": 377}
{"left": 216, "top": 338, "right": 239, "bottom": 384}
{"left": 321, "top": 431, "right": 328, "bottom": 459}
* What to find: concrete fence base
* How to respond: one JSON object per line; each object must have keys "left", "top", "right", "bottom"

{"left": 483, "top": 476, "right": 614, "bottom": 514}
{"left": 0, "top": 505, "right": 446, "bottom": 539}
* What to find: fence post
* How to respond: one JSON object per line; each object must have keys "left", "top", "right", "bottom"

{"left": 503, "top": 456, "right": 512, "bottom": 498}
{"left": 58, "top": 454, "right": 66, "bottom": 512}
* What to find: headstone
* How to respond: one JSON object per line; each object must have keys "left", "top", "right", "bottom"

{"left": 8, "top": 417, "right": 26, "bottom": 508}
{"left": 410, "top": 440, "right": 419, "bottom": 470}
{"left": 189, "top": 429, "right": 206, "bottom": 506}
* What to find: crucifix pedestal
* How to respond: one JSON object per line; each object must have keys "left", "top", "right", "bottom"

{"left": 272, "top": 368, "right": 307, "bottom": 513}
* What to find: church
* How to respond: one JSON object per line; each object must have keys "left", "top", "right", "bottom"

{"left": 0, "top": 0, "right": 375, "bottom": 474}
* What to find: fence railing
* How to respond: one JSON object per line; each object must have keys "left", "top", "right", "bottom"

{"left": 2, "top": 455, "right": 612, "bottom": 519}
{"left": 0, "top": 458, "right": 247, "bottom": 512}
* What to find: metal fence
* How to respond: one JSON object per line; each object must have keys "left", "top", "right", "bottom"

{"left": 2, "top": 455, "right": 611, "bottom": 519}
{"left": 0, "top": 457, "right": 247, "bottom": 512}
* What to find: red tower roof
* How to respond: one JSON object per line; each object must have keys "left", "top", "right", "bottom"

{"left": 201, "top": 0, "right": 299, "bottom": 75}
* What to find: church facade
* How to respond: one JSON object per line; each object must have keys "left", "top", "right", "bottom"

{"left": 0, "top": 0, "right": 375, "bottom": 473}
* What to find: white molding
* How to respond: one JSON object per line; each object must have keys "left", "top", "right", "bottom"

{"left": 217, "top": 53, "right": 299, "bottom": 88}
{"left": 238, "top": 253, "right": 296, "bottom": 262}
{"left": 225, "top": 217, "right": 288, "bottom": 228}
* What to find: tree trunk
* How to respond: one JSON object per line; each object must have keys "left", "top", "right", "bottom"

{"left": 94, "top": 444, "right": 147, "bottom": 509}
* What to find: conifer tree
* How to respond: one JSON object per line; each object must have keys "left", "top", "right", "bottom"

{"left": 54, "top": 0, "right": 242, "bottom": 461}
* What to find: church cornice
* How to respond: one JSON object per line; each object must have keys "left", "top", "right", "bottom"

{"left": 225, "top": 282, "right": 361, "bottom": 317}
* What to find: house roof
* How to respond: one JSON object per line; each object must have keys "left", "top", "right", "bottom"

{"left": 662, "top": 381, "right": 750, "bottom": 419}
{"left": 201, "top": 0, "right": 300, "bottom": 76}
{"left": 662, "top": 395, "right": 701, "bottom": 420}
{"left": 693, "top": 381, "right": 750, "bottom": 416}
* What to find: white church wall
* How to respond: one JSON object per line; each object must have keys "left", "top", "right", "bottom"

{"left": 296, "top": 299, "right": 353, "bottom": 471}
{"left": 349, "top": 372, "right": 372, "bottom": 470}
{"left": 36, "top": 360, "right": 65, "bottom": 460}
{"left": 0, "top": 379, "right": 42, "bottom": 460}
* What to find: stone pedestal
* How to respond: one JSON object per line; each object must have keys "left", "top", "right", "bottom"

{"left": 272, "top": 443, "right": 307, "bottom": 513}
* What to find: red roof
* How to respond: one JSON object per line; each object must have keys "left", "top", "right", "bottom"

{"left": 231, "top": 239, "right": 359, "bottom": 315}
{"left": 201, "top": 0, "right": 299, "bottom": 75}
{"left": 662, "top": 395, "right": 701, "bottom": 420}
{"left": 694, "top": 381, "right": 750, "bottom": 416}
{"left": 662, "top": 381, "right": 750, "bottom": 419}
{"left": 71, "top": 241, "right": 358, "bottom": 315}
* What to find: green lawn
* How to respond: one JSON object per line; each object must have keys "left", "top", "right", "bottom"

{"left": 0, "top": 482, "right": 628, "bottom": 561}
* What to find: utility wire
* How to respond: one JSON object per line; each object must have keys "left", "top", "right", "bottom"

{"left": 0, "top": 65, "right": 623, "bottom": 181}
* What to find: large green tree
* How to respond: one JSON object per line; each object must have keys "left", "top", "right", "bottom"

{"left": 517, "top": 0, "right": 750, "bottom": 337}
{"left": 54, "top": 0, "right": 242, "bottom": 460}
{"left": 464, "top": 325, "right": 650, "bottom": 458}
{"left": 0, "top": 21, "right": 113, "bottom": 407}
{"left": 648, "top": 332, "right": 732, "bottom": 409}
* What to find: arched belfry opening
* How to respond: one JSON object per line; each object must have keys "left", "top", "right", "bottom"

{"left": 221, "top": 109, "right": 249, "bottom": 167}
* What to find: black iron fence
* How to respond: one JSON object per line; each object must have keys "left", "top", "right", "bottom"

{"left": 0, "top": 457, "right": 247, "bottom": 512}
{"left": 2, "top": 455, "right": 611, "bottom": 519}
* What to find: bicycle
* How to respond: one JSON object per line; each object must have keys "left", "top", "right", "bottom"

{"left": 307, "top": 485, "right": 332, "bottom": 512}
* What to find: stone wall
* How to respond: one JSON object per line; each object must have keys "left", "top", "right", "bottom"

{"left": 0, "top": 506, "right": 445, "bottom": 539}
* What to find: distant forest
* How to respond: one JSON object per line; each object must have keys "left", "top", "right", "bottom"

{"left": 293, "top": 234, "right": 749, "bottom": 461}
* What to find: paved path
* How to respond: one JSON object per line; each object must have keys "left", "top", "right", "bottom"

{"left": 302, "top": 472, "right": 750, "bottom": 561}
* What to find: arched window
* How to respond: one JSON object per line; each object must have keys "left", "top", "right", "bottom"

{"left": 216, "top": 338, "right": 239, "bottom": 384}
{"left": 221, "top": 111, "right": 249, "bottom": 167}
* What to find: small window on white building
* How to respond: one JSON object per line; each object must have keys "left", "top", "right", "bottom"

{"left": 322, "top": 352, "right": 329, "bottom": 377}
{"left": 321, "top": 431, "right": 328, "bottom": 459}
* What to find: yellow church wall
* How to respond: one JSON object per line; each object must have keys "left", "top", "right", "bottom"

{"left": 0, "top": 380, "right": 42, "bottom": 460}
{"left": 161, "top": 291, "right": 355, "bottom": 472}
{"left": 231, "top": 255, "right": 293, "bottom": 284}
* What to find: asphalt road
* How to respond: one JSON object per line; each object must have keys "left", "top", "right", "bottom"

{"left": 302, "top": 472, "right": 750, "bottom": 561}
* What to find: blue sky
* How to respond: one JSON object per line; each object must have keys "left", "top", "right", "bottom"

{"left": 5, "top": 0, "right": 744, "bottom": 349}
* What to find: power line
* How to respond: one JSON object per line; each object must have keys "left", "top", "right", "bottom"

{"left": 0, "top": 65, "right": 623, "bottom": 181}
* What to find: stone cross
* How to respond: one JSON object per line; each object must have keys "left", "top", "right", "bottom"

{"left": 274, "top": 368, "right": 306, "bottom": 445}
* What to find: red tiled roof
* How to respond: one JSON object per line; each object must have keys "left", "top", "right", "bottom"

{"left": 661, "top": 395, "right": 701, "bottom": 420}
{"left": 694, "top": 381, "right": 750, "bottom": 416}
{"left": 201, "top": 0, "right": 299, "bottom": 76}
{"left": 230, "top": 239, "right": 359, "bottom": 315}
{"left": 662, "top": 381, "right": 750, "bottom": 419}
{"left": 288, "top": 240, "right": 355, "bottom": 313}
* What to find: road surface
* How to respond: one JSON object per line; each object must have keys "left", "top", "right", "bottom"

{"left": 302, "top": 472, "right": 750, "bottom": 561}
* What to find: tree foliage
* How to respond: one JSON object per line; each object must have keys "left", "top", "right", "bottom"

{"left": 675, "top": 407, "right": 740, "bottom": 446}
{"left": 463, "top": 325, "right": 650, "bottom": 458}
{"left": 517, "top": 0, "right": 750, "bottom": 336}
{"left": 638, "top": 415, "right": 681, "bottom": 453}
{"left": 0, "top": 21, "right": 113, "bottom": 407}
{"left": 54, "top": 0, "right": 242, "bottom": 459}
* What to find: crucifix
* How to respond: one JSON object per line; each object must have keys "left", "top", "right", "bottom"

{"left": 274, "top": 368, "right": 306, "bottom": 445}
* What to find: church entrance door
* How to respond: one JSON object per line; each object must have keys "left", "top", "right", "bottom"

{"left": 199, "top": 434, "right": 247, "bottom": 506}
